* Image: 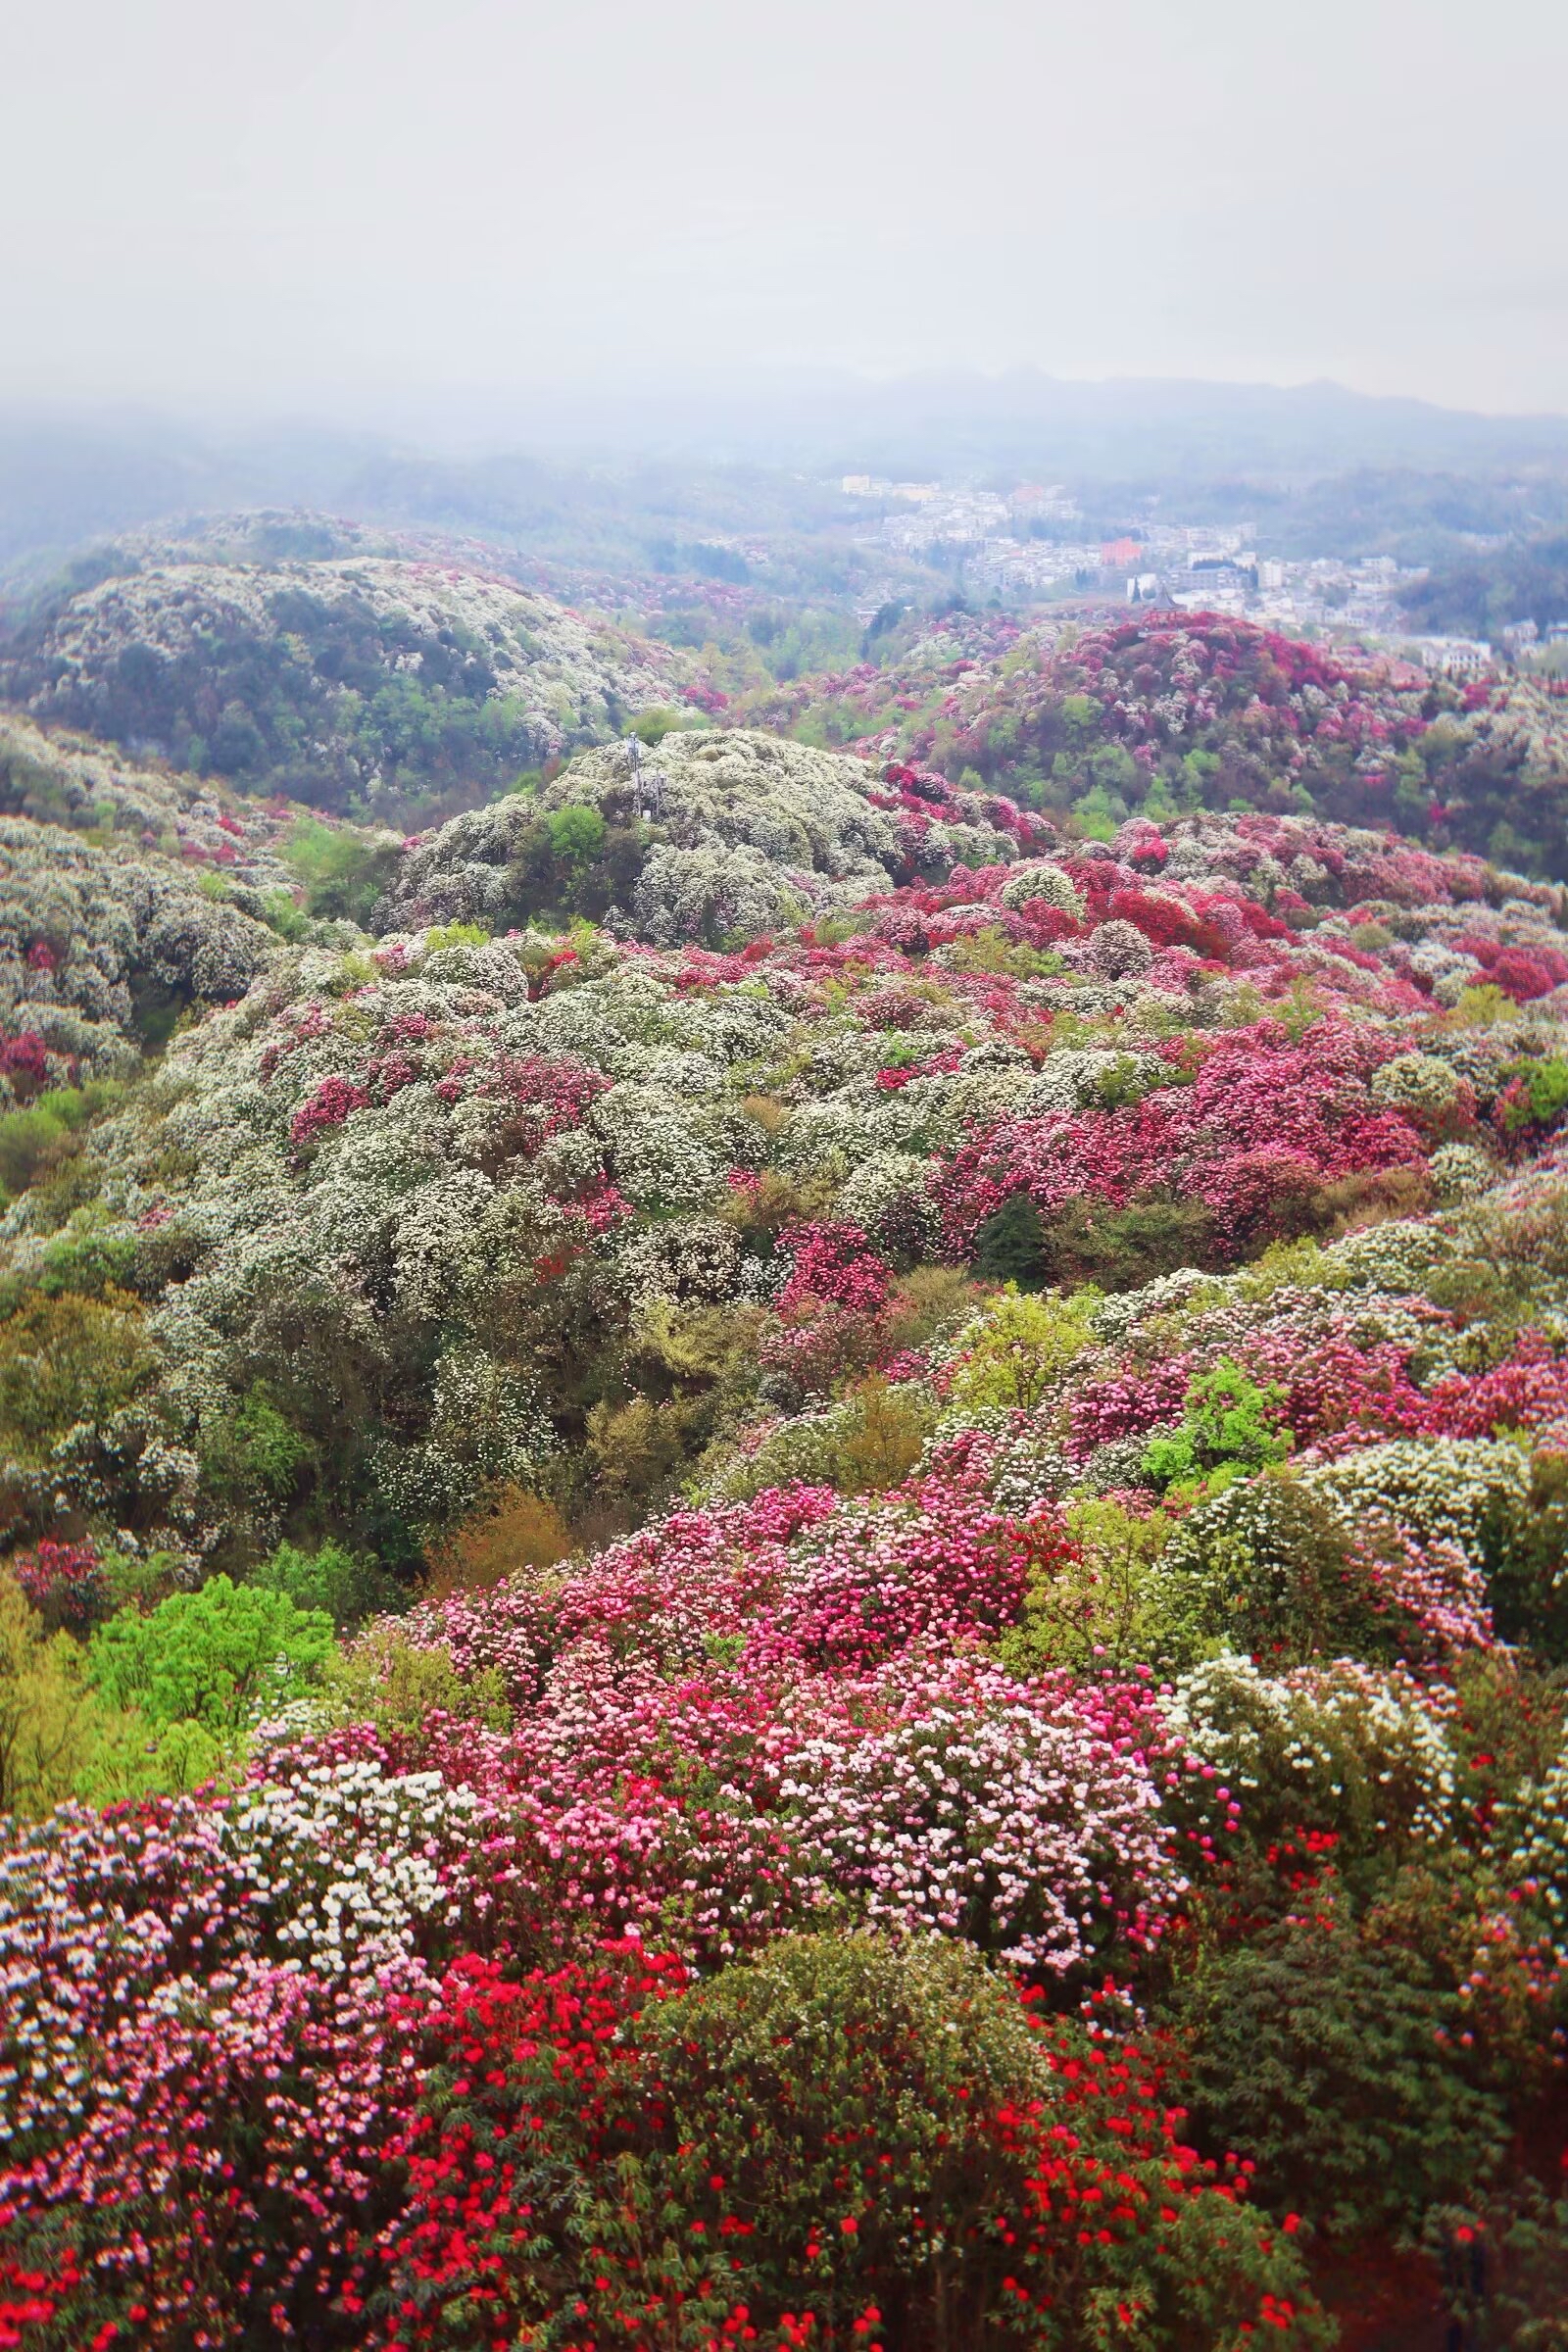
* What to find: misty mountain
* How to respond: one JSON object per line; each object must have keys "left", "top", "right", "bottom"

{"left": 5, "top": 374, "right": 1568, "bottom": 591}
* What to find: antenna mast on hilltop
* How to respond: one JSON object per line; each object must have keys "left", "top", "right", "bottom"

{"left": 626, "top": 730, "right": 662, "bottom": 823}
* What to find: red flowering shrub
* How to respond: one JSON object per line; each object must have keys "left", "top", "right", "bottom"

{"left": 290, "top": 1073, "right": 371, "bottom": 1147}
{"left": 0, "top": 1032, "right": 51, "bottom": 1097}
{"left": 8, "top": 1537, "right": 107, "bottom": 1634}
{"left": 776, "top": 1223, "right": 894, "bottom": 1317}
{"left": 377, "top": 1935, "right": 1328, "bottom": 2351}
{"left": 937, "top": 1022, "right": 1425, "bottom": 1264}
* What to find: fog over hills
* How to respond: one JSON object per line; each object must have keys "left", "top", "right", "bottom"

{"left": 6, "top": 370, "right": 1568, "bottom": 581}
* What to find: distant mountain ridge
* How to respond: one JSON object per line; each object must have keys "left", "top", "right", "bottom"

{"left": 4, "top": 374, "right": 1568, "bottom": 581}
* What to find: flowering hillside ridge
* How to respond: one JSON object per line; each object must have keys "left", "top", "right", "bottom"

{"left": 0, "top": 555, "right": 692, "bottom": 823}
{"left": 1, "top": 703, "right": 1568, "bottom": 2344}
{"left": 734, "top": 609, "right": 1568, "bottom": 877}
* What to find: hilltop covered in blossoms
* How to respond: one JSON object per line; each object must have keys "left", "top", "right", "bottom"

{"left": 2, "top": 707, "right": 1568, "bottom": 2347}
{"left": 0, "top": 552, "right": 692, "bottom": 824}
{"left": 378, "top": 727, "right": 1057, "bottom": 943}
{"left": 0, "top": 713, "right": 329, "bottom": 1083}
{"left": 734, "top": 610, "right": 1568, "bottom": 877}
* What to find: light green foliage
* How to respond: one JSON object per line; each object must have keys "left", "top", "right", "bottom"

{"left": 321, "top": 1621, "right": 510, "bottom": 1737}
{"left": 545, "top": 803, "right": 607, "bottom": 865}
{"left": 35, "top": 1212, "right": 137, "bottom": 1300}
{"left": 284, "top": 813, "right": 401, "bottom": 923}
{"left": 939, "top": 924, "right": 1062, "bottom": 981}
{"left": 79, "top": 1710, "right": 233, "bottom": 1804}
{"left": 627, "top": 708, "right": 693, "bottom": 746}
{"left": 86, "top": 1574, "right": 335, "bottom": 1731}
{"left": 204, "top": 1386, "right": 313, "bottom": 1500}
{"left": 257, "top": 886, "right": 311, "bottom": 942}
{"left": 711, "top": 1375, "right": 938, "bottom": 1503}
{"left": 947, "top": 1285, "right": 1102, "bottom": 1413}
{"left": 999, "top": 1494, "right": 1172, "bottom": 1675}
{"left": 0, "top": 1572, "right": 102, "bottom": 1816}
{"left": 0, "top": 1571, "right": 224, "bottom": 1814}
{"left": 1500, "top": 1055, "right": 1568, "bottom": 1132}
{"left": 423, "top": 919, "right": 490, "bottom": 954}
{"left": 0, "top": 1083, "right": 118, "bottom": 1201}
{"left": 1452, "top": 982, "right": 1513, "bottom": 1028}
{"left": 1142, "top": 1356, "right": 1293, "bottom": 1496}
{"left": 0, "top": 1289, "right": 157, "bottom": 1468}
{"left": 249, "top": 1538, "right": 407, "bottom": 1632}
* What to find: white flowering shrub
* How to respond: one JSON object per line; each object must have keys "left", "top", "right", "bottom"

{"left": 1370, "top": 1052, "right": 1463, "bottom": 1121}
{"left": 1428, "top": 1141, "right": 1498, "bottom": 1204}
{"left": 231, "top": 1758, "right": 485, "bottom": 1975}
{"left": 1162, "top": 1652, "right": 1457, "bottom": 1852}
{"left": 998, "top": 860, "right": 1084, "bottom": 917}
{"left": 1304, "top": 1439, "right": 1530, "bottom": 1559}
{"left": 4, "top": 554, "right": 680, "bottom": 820}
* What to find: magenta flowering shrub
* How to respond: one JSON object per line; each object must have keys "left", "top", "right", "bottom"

{"left": 733, "top": 610, "right": 1568, "bottom": 871}
{"left": 291, "top": 1454, "right": 1198, "bottom": 1979}
{"left": 288, "top": 1072, "right": 370, "bottom": 1147}
{"left": 937, "top": 1020, "right": 1427, "bottom": 1262}
{"left": 8, "top": 1538, "right": 107, "bottom": 1634}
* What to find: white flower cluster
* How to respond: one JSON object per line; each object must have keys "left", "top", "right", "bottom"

{"left": 382, "top": 729, "right": 1033, "bottom": 942}
{"left": 1303, "top": 1438, "right": 1530, "bottom": 1558}
{"left": 0, "top": 808, "right": 279, "bottom": 1077}
{"left": 998, "top": 860, "right": 1085, "bottom": 918}
{"left": 231, "top": 1759, "right": 484, "bottom": 1975}
{"left": 1370, "top": 1052, "right": 1463, "bottom": 1121}
{"left": 1163, "top": 1652, "right": 1456, "bottom": 1847}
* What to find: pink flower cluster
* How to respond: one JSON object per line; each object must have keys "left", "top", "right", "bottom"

{"left": 8, "top": 1538, "right": 106, "bottom": 1634}
{"left": 938, "top": 1019, "right": 1426, "bottom": 1258}
{"left": 289, "top": 1073, "right": 371, "bottom": 1147}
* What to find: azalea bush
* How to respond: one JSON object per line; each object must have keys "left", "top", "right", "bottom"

{"left": 377, "top": 1934, "right": 1330, "bottom": 2352}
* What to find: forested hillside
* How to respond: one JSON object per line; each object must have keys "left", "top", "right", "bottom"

{"left": 2, "top": 646, "right": 1568, "bottom": 2346}
{"left": 0, "top": 549, "right": 687, "bottom": 823}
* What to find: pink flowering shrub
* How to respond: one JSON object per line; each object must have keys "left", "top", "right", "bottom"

{"left": 289, "top": 1073, "right": 370, "bottom": 1147}
{"left": 7, "top": 1538, "right": 107, "bottom": 1634}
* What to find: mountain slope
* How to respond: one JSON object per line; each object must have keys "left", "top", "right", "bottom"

{"left": 0, "top": 712, "right": 318, "bottom": 1078}
{"left": 736, "top": 609, "right": 1568, "bottom": 874}
{"left": 3, "top": 711, "right": 1568, "bottom": 2341}
{"left": 0, "top": 550, "right": 690, "bottom": 822}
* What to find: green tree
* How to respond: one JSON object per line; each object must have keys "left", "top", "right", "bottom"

{"left": 1143, "top": 1356, "right": 1293, "bottom": 1495}
{"left": 283, "top": 814, "right": 402, "bottom": 923}
{"left": 249, "top": 1539, "right": 406, "bottom": 1633}
{"left": 0, "top": 1572, "right": 101, "bottom": 1816}
{"left": 546, "top": 803, "right": 607, "bottom": 866}
{"left": 86, "top": 1575, "right": 335, "bottom": 1731}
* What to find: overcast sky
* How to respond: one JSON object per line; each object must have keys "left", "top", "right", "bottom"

{"left": 3, "top": 0, "right": 1563, "bottom": 425}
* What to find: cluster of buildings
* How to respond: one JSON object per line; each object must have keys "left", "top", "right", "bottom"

{"left": 840, "top": 476, "right": 1084, "bottom": 562}
{"left": 834, "top": 475, "right": 1568, "bottom": 675}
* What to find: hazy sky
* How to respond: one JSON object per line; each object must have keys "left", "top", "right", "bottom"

{"left": 3, "top": 0, "right": 1564, "bottom": 422}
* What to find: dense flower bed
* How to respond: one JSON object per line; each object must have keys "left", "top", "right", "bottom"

{"left": 733, "top": 612, "right": 1568, "bottom": 875}
{"left": 2, "top": 692, "right": 1568, "bottom": 2345}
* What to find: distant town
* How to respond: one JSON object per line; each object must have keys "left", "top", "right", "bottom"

{"left": 836, "top": 473, "right": 1568, "bottom": 678}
